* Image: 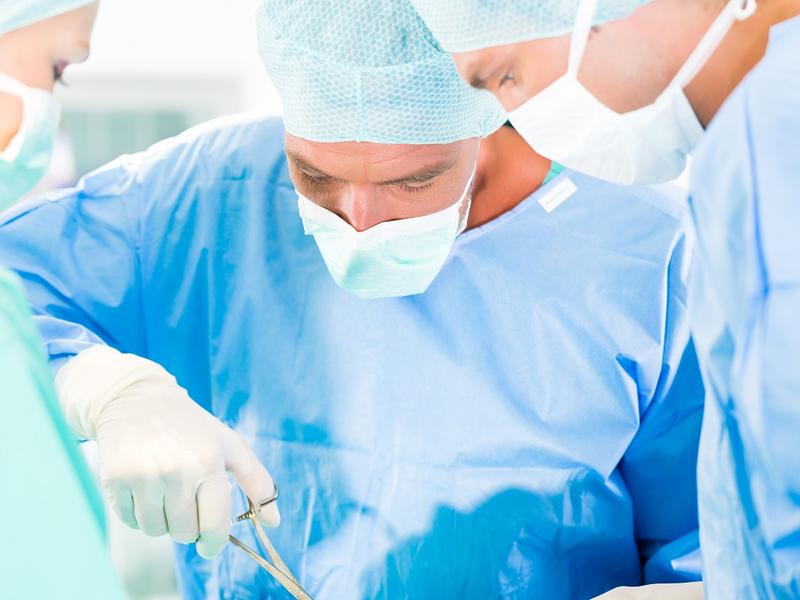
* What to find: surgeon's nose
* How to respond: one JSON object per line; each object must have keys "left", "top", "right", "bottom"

{"left": 339, "top": 185, "right": 388, "bottom": 232}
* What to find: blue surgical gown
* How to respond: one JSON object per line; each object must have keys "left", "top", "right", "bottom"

{"left": 689, "top": 15, "right": 800, "bottom": 599}
{"left": 0, "top": 115, "right": 704, "bottom": 599}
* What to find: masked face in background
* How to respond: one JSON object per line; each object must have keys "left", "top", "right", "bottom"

{"left": 0, "top": 2, "right": 98, "bottom": 207}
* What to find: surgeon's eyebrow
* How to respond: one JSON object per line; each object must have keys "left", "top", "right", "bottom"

{"left": 468, "top": 74, "right": 487, "bottom": 90}
{"left": 286, "top": 152, "right": 343, "bottom": 182}
{"left": 468, "top": 57, "right": 515, "bottom": 91}
{"left": 466, "top": 59, "right": 501, "bottom": 91}
{"left": 376, "top": 157, "right": 458, "bottom": 187}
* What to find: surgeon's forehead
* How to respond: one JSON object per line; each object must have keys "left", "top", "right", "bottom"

{"left": 284, "top": 134, "right": 465, "bottom": 181}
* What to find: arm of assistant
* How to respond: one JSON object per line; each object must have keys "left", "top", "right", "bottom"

{"left": 0, "top": 150, "right": 279, "bottom": 557}
{"left": 733, "top": 76, "right": 800, "bottom": 585}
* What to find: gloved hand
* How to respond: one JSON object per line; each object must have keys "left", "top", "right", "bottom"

{"left": 56, "top": 344, "right": 280, "bottom": 558}
{"left": 591, "top": 582, "right": 704, "bottom": 600}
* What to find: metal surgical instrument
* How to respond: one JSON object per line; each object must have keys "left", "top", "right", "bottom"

{"left": 229, "top": 485, "right": 313, "bottom": 600}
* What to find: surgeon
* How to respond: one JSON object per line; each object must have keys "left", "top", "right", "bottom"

{"left": 0, "top": 2, "right": 127, "bottom": 598}
{"left": 410, "top": 0, "right": 723, "bottom": 186}
{"left": 0, "top": 0, "right": 705, "bottom": 597}
{"left": 410, "top": 0, "right": 800, "bottom": 597}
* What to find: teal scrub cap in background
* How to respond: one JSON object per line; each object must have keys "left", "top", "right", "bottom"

{"left": 257, "top": 0, "right": 506, "bottom": 144}
{"left": 410, "top": 0, "right": 648, "bottom": 53}
{"left": 0, "top": 0, "right": 96, "bottom": 36}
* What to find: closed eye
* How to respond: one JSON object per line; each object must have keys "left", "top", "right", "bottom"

{"left": 53, "top": 63, "right": 68, "bottom": 85}
{"left": 498, "top": 69, "right": 516, "bottom": 88}
{"left": 399, "top": 181, "right": 436, "bottom": 195}
{"left": 298, "top": 170, "right": 337, "bottom": 191}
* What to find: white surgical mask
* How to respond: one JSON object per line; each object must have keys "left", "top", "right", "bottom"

{"left": 298, "top": 166, "right": 475, "bottom": 299}
{"left": 508, "top": 0, "right": 757, "bottom": 185}
{"left": 0, "top": 72, "right": 61, "bottom": 209}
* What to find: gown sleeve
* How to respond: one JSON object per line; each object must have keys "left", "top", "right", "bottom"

{"left": 0, "top": 155, "right": 147, "bottom": 369}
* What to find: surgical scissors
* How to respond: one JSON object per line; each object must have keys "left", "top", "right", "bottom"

{"left": 229, "top": 485, "right": 313, "bottom": 600}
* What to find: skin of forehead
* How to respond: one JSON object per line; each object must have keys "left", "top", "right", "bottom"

{"left": 285, "top": 135, "right": 469, "bottom": 184}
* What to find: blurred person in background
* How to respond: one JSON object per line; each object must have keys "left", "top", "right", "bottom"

{"left": 2, "top": 3, "right": 280, "bottom": 599}
{"left": 0, "top": 0, "right": 282, "bottom": 577}
{"left": 0, "top": 1, "right": 126, "bottom": 598}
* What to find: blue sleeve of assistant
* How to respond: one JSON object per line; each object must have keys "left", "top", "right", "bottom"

{"left": 735, "top": 285, "right": 800, "bottom": 579}
{"left": 0, "top": 157, "right": 146, "bottom": 367}
{"left": 619, "top": 228, "right": 705, "bottom": 583}
{"left": 733, "top": 66, "right": 800, "bottom": 581}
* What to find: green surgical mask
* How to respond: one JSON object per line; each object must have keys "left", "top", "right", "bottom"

{"left": 0, "top": 72, "right": 61, "bottom": 210}
{"left": 298, "top": 167, "right": 475, "bottom": 299}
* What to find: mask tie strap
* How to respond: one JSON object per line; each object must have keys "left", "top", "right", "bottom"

{"left": 567, "top": 0, "right": 598, "bottom": 77}
{"left": 669, "top": 0, "right": 758, "bottom": 91}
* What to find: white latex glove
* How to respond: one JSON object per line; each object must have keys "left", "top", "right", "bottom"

{"left": 592, "top": 582, "right": 704, "bottom": 600}
{"left": 56, "top": 344, "right": 280, "bottom": 558}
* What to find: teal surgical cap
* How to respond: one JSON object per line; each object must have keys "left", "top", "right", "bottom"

{"left": 0, "top": 0, "right": 96, "bottom": 36}
{"left": 410, "top": 0, "right": 647, "bottom": 53}
{"left": 257, "top": 0, "right": 506, "bottom": 144}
